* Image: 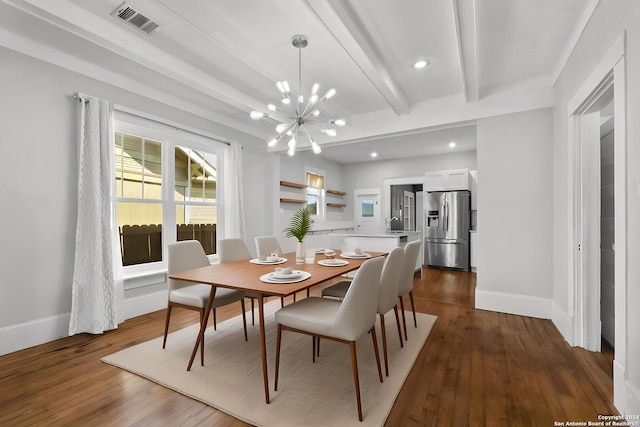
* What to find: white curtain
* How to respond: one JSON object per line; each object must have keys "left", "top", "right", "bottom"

{"left": 223, "top": 141, "right": 246, "bottom": 239}
{"left": 69, "top": 94, "right": 124, "bottom": 335}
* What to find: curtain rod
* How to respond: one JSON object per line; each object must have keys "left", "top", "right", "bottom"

{"left": 73, "top": 94, "right": 235, "bottom": 147}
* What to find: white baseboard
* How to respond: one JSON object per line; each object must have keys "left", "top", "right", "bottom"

{"left": 475, "top": 289, "right": 552, "bottom": 319}
{"left": 0, "top": 291, "right": 167, "bottom": 356}
{"left": 123, "top": 290, "right": 167, "bottom": 319}
{"left": 551, "top": 301, "right": 573, "bottom": 344}
{"left": 615, "top": 361, "right": 640, "bottom": 416}
{"left": 0, "top": 313, "right": 71, "bottom": 356}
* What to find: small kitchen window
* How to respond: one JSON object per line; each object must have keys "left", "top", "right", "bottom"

{"left": 306, "top": 168, "right": 325, "bottom": 220}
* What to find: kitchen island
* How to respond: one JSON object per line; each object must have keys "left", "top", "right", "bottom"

{"left": 329, "top": 231, "right": 422, "bottom": 274}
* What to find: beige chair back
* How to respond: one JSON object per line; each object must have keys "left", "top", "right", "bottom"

{"left": 377, "top": 248, "right": 404, "bottom": 314}
{"left": 168, "top": 240, "right": 210, "bottom": 292}
{"left": 218, "top": 238, "right": 252, "bottom": 263}
{"left": 398, "top": 240, "right": 420, "bottom": 296}
{"left": 254, "top": 235, "right": 282, "bottom": 258}
{"left": 332, "top": 257, "right": 384, "bottom": 341}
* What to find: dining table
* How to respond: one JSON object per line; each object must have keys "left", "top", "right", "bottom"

{"left": 168, "top": 249, "right": 387, "bottom": 404}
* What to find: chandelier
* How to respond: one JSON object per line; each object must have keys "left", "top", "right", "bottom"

{"left": 250, "top": 35, "right": 345, "bottom": 156}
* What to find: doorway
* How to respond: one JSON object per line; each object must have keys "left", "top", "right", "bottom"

{"left": 354, "top": 189, "right": 380, "bottom": 234}
{"left": 568, "top": 34, "right": 626, "bottom": 410}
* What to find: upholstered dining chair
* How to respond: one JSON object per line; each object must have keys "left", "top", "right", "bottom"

{"left": 374, "top": 247, "right": 405, "bottom": 376}
{"left": 254, "top": 235, "right": 306, "bottom": 301}
{"left": 398, "top": 240, "right": 421, "bottom": 341}
{"left": 274, "top": 257, "right": 385, "bottom": 422}
{"left": 218, "top": 237, "right": 262, "bottom": 325}
{"left": 319, "top": 248, "right": 405, "bottom": 376}
{"left": 254, "top": 235, "right": 282, "bottom": 259}
{"left": 163, "top": 240, "right": 247, "bottom": 366}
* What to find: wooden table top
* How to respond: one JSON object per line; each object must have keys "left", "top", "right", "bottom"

{"left": 169, "top": 250, "right": 387, "bottom": 298}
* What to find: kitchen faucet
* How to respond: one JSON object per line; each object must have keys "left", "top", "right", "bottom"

{"left": 385, "top": 216, "right": 399, "bottom": 230}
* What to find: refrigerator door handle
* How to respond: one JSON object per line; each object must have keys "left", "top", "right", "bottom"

{"left": 443, "top": 199, "right": 448, "bottom": 233}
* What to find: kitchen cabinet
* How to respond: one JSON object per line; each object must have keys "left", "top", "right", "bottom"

{"left": 425, "top": 169, "right": 469, "bottom": 191}
{"left": 330, "top": 232, "right": 422, "bottom": 274}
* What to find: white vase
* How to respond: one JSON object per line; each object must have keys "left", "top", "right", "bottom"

{"left": 296, "top": 241, "right": 305, "bottom": 264}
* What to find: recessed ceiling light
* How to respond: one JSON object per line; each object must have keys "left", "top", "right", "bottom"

{"left": 371, "top": 152, "right": 378, "bottom": 158}
{"left": 413, "top": 59, "right": 430, "bottom": 69}
{"left": 449, "top": 142, "right": 456, "bottom": 148}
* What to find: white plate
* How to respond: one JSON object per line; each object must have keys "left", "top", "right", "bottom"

{"left": 315, "top": 248, "right": 327, "bottom": 254}
{"left": 340, "top": 252, "right": 371, "bottom": 259}
{"left": 250, "top": 257, "right": 287, "bottom": 265}
{"left": 260, "top": 271, "right": 311, "bottom": 284}
{"left": 318, "top": 259, "right": 349, "bottom": 267}
{"left": 270, "top": 270, "right": 303, "bottom": 280}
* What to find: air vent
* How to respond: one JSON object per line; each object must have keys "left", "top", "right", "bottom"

{"left": 111, "top": 2, "right": 159, "bottom": 34}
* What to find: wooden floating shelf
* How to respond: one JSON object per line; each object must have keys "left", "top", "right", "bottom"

{"left": 280, "top": 180, "right": 306, "bottom": 189}
{"left": 327, "top": 203, "right": 347, "bottom": 208}
{"left": 280, "top": 198, "right": 306, "bottom": 204}
{"left": 327, "top": 189, "right": 346, "bottom": 195}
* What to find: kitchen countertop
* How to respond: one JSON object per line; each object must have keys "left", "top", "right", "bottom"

{"left": 330, "top": 231, "right": 421, "bottom": 238}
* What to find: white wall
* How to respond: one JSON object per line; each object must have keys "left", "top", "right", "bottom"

{"left": 475, "top": 109, "right": 554, "bottom": 317}
{"left": 552, "top": 0, "right": 640, "bottom": 414}
{"left": 0, "top": 46, "right": 265, "bottom": 354}
{"left": 273, "top": 150, "right": 347, "bottom": 254}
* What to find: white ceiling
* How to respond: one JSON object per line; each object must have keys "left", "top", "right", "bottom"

{"left": 0, "top": 0, "right": 593, "bottom": 163}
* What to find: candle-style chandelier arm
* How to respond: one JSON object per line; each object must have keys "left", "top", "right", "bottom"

{"left": 300, "top": 125, "right": 321, "bottom": 154}
{"left": 250, "top": 34, "right": 344, "bottom": 156}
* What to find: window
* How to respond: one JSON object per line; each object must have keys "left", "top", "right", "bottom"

{"left": 306, "top": 168, "right": 325, "bottom": 220}
{"left": 361, "top": 199, "right": 375, "bottom": 217}
{"left": 114, "top": 114, "right": 225, "bottom": 271}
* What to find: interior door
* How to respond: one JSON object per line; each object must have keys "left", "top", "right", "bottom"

{"left": 403, "top": 190, "right": 414, "bottom": 231}
{"left": 355, "top": 191, "right": 380, "bottom": 234}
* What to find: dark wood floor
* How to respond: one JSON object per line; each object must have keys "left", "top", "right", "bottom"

{"left": 0, "top": 268, "right": 617, "bottom": 426}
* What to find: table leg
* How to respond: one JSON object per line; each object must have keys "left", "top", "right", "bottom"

{"left": 187, "top": 286, "right": 216, "bottom": 371}
{"left": 258, "top": 293, "right": 270, "bottom": 404}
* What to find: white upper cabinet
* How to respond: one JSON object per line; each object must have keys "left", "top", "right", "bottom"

{"left": 425, "top": 169, "right": 469, "bottom": 191}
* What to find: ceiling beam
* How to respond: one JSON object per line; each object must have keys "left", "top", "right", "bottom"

{"left": 6, "top": 0, "right": 268, "bottom": 115}
{"left": 452, "top": 0, "right": 479, "bottom": 103}
{"left": 303, "top": 0, "right": 409, "bottom": 115}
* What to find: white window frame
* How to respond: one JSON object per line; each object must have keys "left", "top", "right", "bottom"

{"left": 305, "top": 166, "right": 326, "bottom": 222}
{"left": 114, "top": 112, "right": 227, "bottom": 279}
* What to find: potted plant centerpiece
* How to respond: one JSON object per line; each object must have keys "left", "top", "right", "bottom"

{"left": 284, "top": 206, "right": 312, "bottom": 264}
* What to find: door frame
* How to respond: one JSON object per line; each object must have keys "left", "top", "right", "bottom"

{"left": 567, "top": 32, "right": 626, "bottom": 411}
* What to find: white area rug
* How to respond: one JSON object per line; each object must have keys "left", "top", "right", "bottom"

{"left": 103, "top": 300, "right": 436, "bottom": 426}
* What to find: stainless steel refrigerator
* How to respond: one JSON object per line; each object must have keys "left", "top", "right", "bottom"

{"left": 424, "top": 190, "right": 470, "bottom": 270}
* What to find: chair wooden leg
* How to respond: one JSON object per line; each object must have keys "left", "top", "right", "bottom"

{"left": 379, "top": 314, "right": 389, "bottom": 377}
{"left": 409, "top": 290, "right": 417, "bottom": 328}
{"left": 280, "top": 297, "right": 284, "bottom": 307}
{"left": 199, "top": 309, "right": 205, "bottom": 366}
{"left": 399, "top": 296, "right": 408, "bottom": 340}
{"left": 200, "top": 307, "right": 211, "bottom": 367}
{"left": 306, "top": 288, "right": 310, "bottom": 298}
{"left": 348, "top": 341, "right": 363, "bottom": 422}
{"left": 162, "top": 305, "right": 173, "bottom": 349}
{"left": 274, "top": 324, "right": 282, "bottom": 391}
{"left": 370, "top": 326, "right": 383, "bottom": 383}
{"left": 240, "top": 299, "right": 248, "bottom": 341}
{"left": 317, "top": 337, "right": 321, "bottom": 357}
{"left": 393, "top": 305, "right": 403, "bottom": 348}
{"left": 213, "top": 308, "right": 217, "bottom": 331}
{"left": 312, "top": 336, "right": 317, "bottom": 363}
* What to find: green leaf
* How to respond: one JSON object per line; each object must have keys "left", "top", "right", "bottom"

{"left": 283, "top": 206, "right": 312, "bottom": 242}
